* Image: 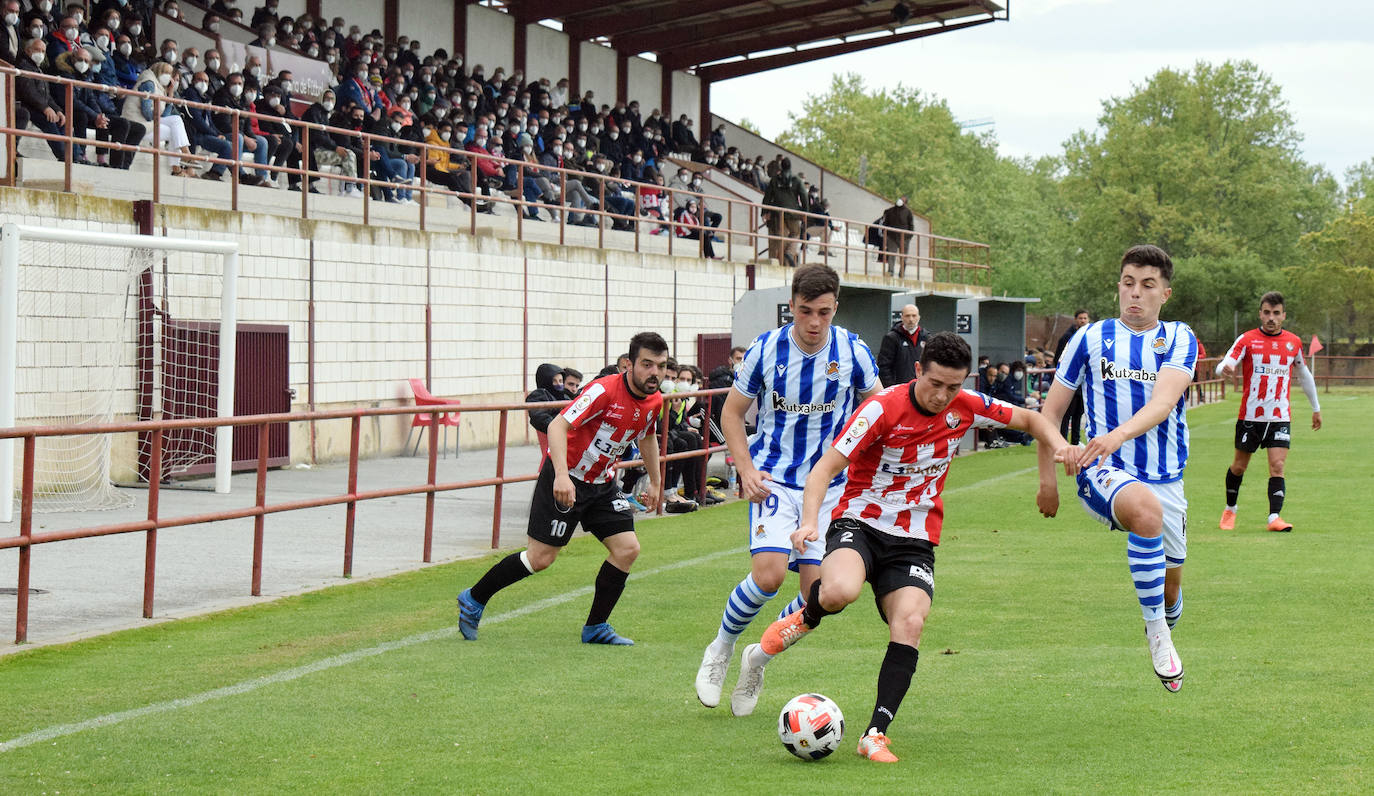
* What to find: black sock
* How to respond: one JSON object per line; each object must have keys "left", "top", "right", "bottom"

{"left": 801, "top": 579, "right": 838, "bottom": 628}
{"left": 469, "top": 552, "right": 533, "bottom": 606}
{"left": 586, "top": 560, "right": 629, "bottom": 627}
{"left": 1225, "top": 468, "right": 1243, "bottom": 506}
{"left": 868, "top": 642, "right": 919, "bottom": 736}
{"left": 1268, "top": 476, "right": 1285, "bottom": 516}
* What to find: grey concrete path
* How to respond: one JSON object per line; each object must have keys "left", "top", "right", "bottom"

{"left": 0, "top": 443, "right": 549, "bottom": 652}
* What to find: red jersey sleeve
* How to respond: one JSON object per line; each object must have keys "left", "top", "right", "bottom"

{"left": 963, "top": 390, "right": 1015, "bottom": 430}
{"left": 559, "top": 380, "right": 609, "bottom": 430}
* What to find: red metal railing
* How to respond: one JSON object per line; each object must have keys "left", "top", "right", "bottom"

{"left": 0, "top": 65, "right": 991, "bottom": 284}
{"left": 0, "top": 387, "right": 728, "bottom": 644}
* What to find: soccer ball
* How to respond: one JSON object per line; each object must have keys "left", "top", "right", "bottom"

{"left": 778, "top": 693, "right": 845, "bottom": 760}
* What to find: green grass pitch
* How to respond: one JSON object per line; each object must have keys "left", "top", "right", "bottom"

{"left": 0, "top": 391, "right": 1370, "bottom": 793}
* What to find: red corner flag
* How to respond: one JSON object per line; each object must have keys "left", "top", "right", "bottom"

{"left": 1310, "top": 335, "right": 1324, "bottom": 357}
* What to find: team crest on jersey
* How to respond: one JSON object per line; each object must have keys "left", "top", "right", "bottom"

{"left": 1285, "top": 342, "right": 1294, "bottom": 351}
{"left": 569, "top": 392, "right": 594, "bottom": 414}
{"left": 825, "top": 361, "right": 841, "bottom": 381}
{"left": 843, "top": 417, "right": 870, "bottom": 444}
{"left": 945, "top": 411, "right": 961, "bottom": 429}
{"left": 754, "top": 524, "right": 766, "bottom": 538}
{"left": 1151, "top": 337, "right": 1168, "bottom": 353}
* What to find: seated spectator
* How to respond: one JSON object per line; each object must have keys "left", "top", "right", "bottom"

{"left": 14, "top": 38, "right": 86, "bottom": 162}
{"left": 639, "top": 167, "right": 669, "bottom": 234}
{"left": 110, "top": 34, "right": 141, "bottom": 87}
{"left": 120, "top": 60, "right": 194, "bottom": 174}
{"left": 674, "top": 198, "right": 718, "bottom": 259}
{"left": 337, "top": 60, "right": 375, "bottom": 112}
{"left": 620, "top": 147, "right": 647, "bottom": 184}
{"left": 591, "top": 155, "right": 636, "bottom": 231}
{"left": 540, "top": 137, "right": 598, "bottom": 226}
{"left": 43, "top": 14, "right": 80, "bottom": 63}
{"left": 671, "top": 113, "right": 698, "bottom": 151}
{"left": 187, "top": 70, "right": 250, "bottom": 183}
{"left": 373, "top": 106, "right": 419, "bottom": 204}
{"left": 299, "top": 88, "right": 351, "bottom": 193}
{"left": 202, "top": 49, "right": 225, "bottom": 95}
{"left": 58, "top": 45, "right": 143, "bottom": 168}
{"left": 709, "top": 123, "right": 726, "bottom": 151}
{"left": 253, "top": 84, "right": 300, "bottom": 188}
{"left": 2, "top": 3, "right": 26, "bottom": 67}
{"left": 174, "top": 46, "right": 199, "bottom": 94}
{"left": 335, "top": 105, "right": 377, "bottom": 197}
{"left": 161, "top": 1, "right": 184, "bottom": 22}
{"left": 424, "top": 119, "right": 491, "bottom": 212}
{"left": 662, "top": 371, "right": 708, "bottom": 509}
{"left": 515, "top": 132, "right": 561, "bottom": 217}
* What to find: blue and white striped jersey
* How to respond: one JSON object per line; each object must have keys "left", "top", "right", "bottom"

{"left": 735, "top": 323, "right": 879, "bottom": 489}
{"left": 1056, "top": 318, "right": 1199, "bottom": 483}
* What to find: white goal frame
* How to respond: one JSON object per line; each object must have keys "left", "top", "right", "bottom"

{"left": 0, "top": 223, "right": 240, "bottom": 522}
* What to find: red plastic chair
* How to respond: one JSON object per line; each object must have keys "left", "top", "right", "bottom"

{"left": 407, "top": 378, "right": 461, "bottom": 458}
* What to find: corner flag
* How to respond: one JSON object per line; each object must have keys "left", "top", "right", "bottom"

{"left": 1309, "top": 335, "right": 1324, "bottom": 357}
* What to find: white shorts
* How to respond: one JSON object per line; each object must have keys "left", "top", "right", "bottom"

{"left": 748, "top": 481, "right": 844, "bottom": 568}
{"left": 1076, "top": 464, "right": 1187, "bottom": 567}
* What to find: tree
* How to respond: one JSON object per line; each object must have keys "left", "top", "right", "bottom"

{"left": 1061, "top": 60, "right": 1338, "bottom": 289}
{"left": 1288, "top": 204, "right": 1374, "bottom": 344}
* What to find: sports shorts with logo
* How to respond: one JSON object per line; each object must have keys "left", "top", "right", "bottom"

{"left": 1076, "top": 463, "right": 1187, "bottom": 567}
{"left": 825, "top": 517, "right": 937, "bottom": 620}
{"left": 1234, "top": 419, "right": 1291, "bottom": 453}
{"left": 527, "top": 459, "right": 635, "bottom": 547}
{"left": 747, "top": 481, "right": 844, "bottom": 568}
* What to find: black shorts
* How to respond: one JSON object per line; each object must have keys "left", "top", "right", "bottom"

{"left": 825, "top": 517, "right": 936, "bottom": 620}
{"left": 527, "top": 460, "right": 636, "bottom": 547}
{"left": 1234, "top": 420, "right": 1291, "bottom": 453}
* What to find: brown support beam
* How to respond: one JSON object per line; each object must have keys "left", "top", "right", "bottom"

{"left": 616, "top": 51, "right": 629, "bottom": 105}
{"left": 453, "top": 2, "right": 467, "bottom": 60}
{"left": 698, "top": 79, "right": 710, "bottom": 136}
{"left": 694, "top": 17, "right": 999, "bottom": 82}
{"left": 514, "top": 19, "right": 527, "bottom": 75}
{"left": 383, "top": 0, "right": 398, "bottom": 42}
{"left": 573, "top": 0, "right": 757, "bottom": 41}
{"left": 306, "top": 0, "right": 322, "bottom": 23}
{"left": 660, "top": 64, "right": 673, "bottom": 117}
{"left": 568, "top": 39, "right": 581, "bottom": 96}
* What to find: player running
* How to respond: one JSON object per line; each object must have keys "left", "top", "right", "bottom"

{"left": 749, "top": 332, "right": 1071, "bottom": 762}
{"left": 1215, "top": 292, "right": 1321, "bottom": 532}
{"left": 457, "top": 332, "right": 668, "bottom": 645}
{"left": 694, "top": 264, "right": 880, "bottom": 716}
{"left": 1038, "top": 244, "right": 1197, "bottom": 692}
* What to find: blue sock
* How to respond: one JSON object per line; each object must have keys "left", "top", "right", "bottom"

{"left": 715, "top": 574, "right": 776, "bottom": 647}
{"left": 1127, "top": 533, "right": 1166, "bottom": 622}
{"left": 1165, "top": 591, "right": 1183, "bottom": 629}
{"left": 777, "top": 592, "right": 807, "bottom": 621}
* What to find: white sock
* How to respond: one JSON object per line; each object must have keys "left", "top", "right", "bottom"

{"left": 1145, "top": 617, "right": 1168, "bottom": 636}
{"left": 1268, "top": 513, "right": 1279, "bottom": 523}
{"left": 1225, "top": 504, "right": 1237, "bottom": 512}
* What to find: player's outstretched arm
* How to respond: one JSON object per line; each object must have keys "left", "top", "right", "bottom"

{"left": 1080, "top": 368, "right": 1193, "bottom": 465}
{"left": 638, "top": 430, "right": 663, "bottom": 511}
{"left": 547, "top": 416, "right": 575, "bottom": 509}
{"left": 1006, "top": 406, "right": 1074, "bottom": 518}
{"left": 791, "top": 447, "right": 849, "bottom": 553}
{"left": 1033, "top": 382, "right": 1078, "bottom": 517}
{"left": 721, "top": 388, "right": 772, "bottom": 502}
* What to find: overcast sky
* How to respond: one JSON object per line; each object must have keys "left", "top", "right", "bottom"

{"left": 711, "top": 0, "right": 1373, "bottom": 180}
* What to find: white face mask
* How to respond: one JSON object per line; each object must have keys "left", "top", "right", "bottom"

{"left": 896, "top": 198, "right": 905, "bottom": 207}
{"left": 108, "top": 18, "right": 120, "bottom": 30}
{"left": 209, "top": 22, "right": 219, "bottom": 33}
{"left": 244, "top": 91, "right": 257, "bottom": 103}
{"left": 282, "top": 24, "right": 292, "bottom": 33}
{"left": 28, "top": 51, "right": 44, "bottom": 66}
{"left": 74, "top": 60, "right": 90, "bottom": 74}
{"left": 167, "top": 9, "right": 179, "bottom": 19}
{"left": 326, "top": 54, "right": 335, "bottom": 64}
{"left": 435, "top": 108, "right": 447, "bottom": 120}
{"left": 249, "top": 65, "right": 261, "bottom": 78}
{"left": 228, "top": 83, "right": 243, "bottom": 97}
{"left": 63, "top": 27, "right": 78, "bottom": 40}
{"left": 118, "top": 43, "right": 132, "bottom": 56}
{"left": 193, "top": 80, "right": 207, "bottom": 93}
{"left": 128, "top": 23, "right": 141, "bottom": 35}
{"left": 96, "top": 34, "right": 110, "bottom": 49}
{"left": 282, "top": 81, "right": 292, "bottom": 92}
{"left": 439, "top": 131, "right": 451, "bottom": 141}
{"left": 163, "top": 50, "right": 177, "bottom": 62}
{"left": 158, "top": 72, "right": 172, "bottom": 87}
{"left": 3, "top": 13, "right": 18, "bottom": 26}
{"left": 206, "top": 58, "right": 219, "bottom": 70}
{"left": 390, "top": 120, "right": 402, "bottom": 132}
{"left": 322, "top": 100, "right": 335, "bottom": 112}
{"left": 184, "top": 55, "right": 198, "bottom": 68}
{"left": 522, "top": 145, "right": 532, "bottom": 154}
{"left": 356, "top": 70, "right": 368, "bottom": 80}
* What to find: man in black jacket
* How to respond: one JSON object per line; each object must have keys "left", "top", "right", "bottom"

{"left": 525, "top": 363, "right": 569, "bottom": 435}
{"left": 880, "top": 195, "right": 916, "bottom": 276}
{"left": 1052, "top": 308, "right": 1091, "bottom": 444}
{"left": 876, "top": 303, "right": 929, "bottom": 387}
{"left": 14, "top": 38, "right": 77, "bottom": 161}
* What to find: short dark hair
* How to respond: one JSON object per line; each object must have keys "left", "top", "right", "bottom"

{"left": 560, "top": 367, "right": 582, "bottom": 382}
{"left": 628, "top": 332, "right": 668, "bottom": 363}
{"left": 1120, "top": 244, "right": 1174, "bottom": 282}
{"left": 730, "top": 345, "right": 747, "bottom": 356}
{"left": 792, "top": 264, "right": 840, "bottom": 303}
{"left": 919, "top": 331, "right": 972, "bottom": 373}
{"left": 1260, "top": 291, "right": 1285, "bottom": 309}
{"left": 1074, "top": 308, "right": 1090, "bottom": 318}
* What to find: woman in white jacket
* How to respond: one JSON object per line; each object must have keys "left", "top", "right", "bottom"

{"left": 122, "top": 61, "right": 195, "bottom": 175}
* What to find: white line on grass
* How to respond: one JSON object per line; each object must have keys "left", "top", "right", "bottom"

{"left": 0, "top": 546, "right": 744, "bottom": 753}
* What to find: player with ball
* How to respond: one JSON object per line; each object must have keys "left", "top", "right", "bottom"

{"left": 751, "top": 332, "right": 1073, "bottom": 762}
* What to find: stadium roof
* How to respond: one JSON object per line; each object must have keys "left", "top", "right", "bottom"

{"left": 511, "top": 0, "right": 1008, "bottom": 82}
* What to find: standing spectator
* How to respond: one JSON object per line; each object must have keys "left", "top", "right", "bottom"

{"left": 761, "top": 157, "right": 806, "bottom": 267}
{"left": 122, "top": 60, "right": 195, "bottom": 175}
{"left": 1053, "top": 309, "right": 1091, "bottom": 444}
{"left": 876, "top": 303, "right": 929, "bottom": 387}
{"left": 880, "top": 195, "right": 916, "bottom": 276}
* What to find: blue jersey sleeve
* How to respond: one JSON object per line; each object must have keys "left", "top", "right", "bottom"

{"left": 1161, "top": 323, "right": 1198, "bottom": 374}
{"left": 733, "top": 334, "right": 768, "bottom": 399}
{"left": 1054, "top": 326, "right": 1090, "bottom": 390}
{"left": 850, "top": 335, "right": 879, "bottom": 393}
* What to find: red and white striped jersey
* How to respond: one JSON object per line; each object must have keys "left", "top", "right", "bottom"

{"left": 559, "top": 373, "right": 663, "bottom": 484}
{"left": 831, "top": 386, "right": 1014, "bottom": 544}
{"left": 1220, "top": 329, "right": 1308, "bottom": 421}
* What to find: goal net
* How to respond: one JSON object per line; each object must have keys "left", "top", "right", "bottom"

{"left": 0, "top": 224, "right": 239, "bottom": 521}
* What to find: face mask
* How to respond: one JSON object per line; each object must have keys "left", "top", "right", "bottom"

{"left": 63, "top": 26, "right": 78, "bottom": 40}
{"left": 163, "top": 50, "right": 177, "bottom": 62}
{"left": 128, "top": 23, "right": 141, "bottom": 35}
{"left": 421, "top": 126, "right": 432, "bottom": 137}
{"left": 621, "top": 126, "right": 630, "bottom": 134}
{"left": 563, "top": 150, "right": 573, "bottom": 158}
{"left": 407, "top": 90, "right": 418, "bottom": 100}
{"left": 269, "top": 96, "right": 282, "bottom": 107}
{"left": 356, "top": 70, "right": 367, "bottom": 81}
{"left": 322, "top": 100, "right": 335, "bottom": 112}
{"left": 439, "top": 131, "right": 451, "bottom": 141}
{"left": 692, "top": 178, "right": 702, "bottom": 187}
{"left": 249, "top": 66, "right": 261, "bottom": 78}
{"left": 244, "top": 91, "right": 257, "bottom": 103}
{"left": 301, "top": 21, "right": 312, "bottom": 31}
{"left": 596, "top": 163, "right": 607, "bottom": 173}
{"left": 228, "top": 83, "right": 243, "bottom": 96}
{"left": 184, "top": 55, "right": 198, "bottom": 68}
{"left": 118, "top": 43, "right": 131, "bottom": 55}
{"left": 158, "top": 72, "right": 172, "bottom": 86}
{"left": 3, "top": 13, "right": 17, "bottom": 25}
{"left": 29, "top": 27, "right": 43, "bottom": 39}
{"left": 411, "top": 43, "right": 420, "bottom": 52}
{"left": 896, "top": 198, "right": 904, "bottom": 207}
{"left": 326, "top": 54, "right": 335, "bottom": 64}
{"left": 193, "top": 80, "right": 207, "bottom": 93}
{"left": 38, "top": 0, "right": 51, "bottom": 10}
{"left": 206, "top": 58, "right": 219, "bottom": 70}
{"left": 435, "top": 108, "right": 447, "bottom": 120}
{"left": 475, "top": 138, "right": 487, "bottom": 148}
{"left": 522, "top": 145, "right": 532, "bottom": 154}
{"left": 608, "top": 131, "right": 618, "bottom": 141}
{"left": 28, "top": 51, "right": 44, "bottom": 66}
{"left": 74, "top": 60, "right": 90, "bottom": 74}
{"left": 575, "top": 139, "right": 585, "bottom": 148}
{"left": 350, "top": 32, "right": 361, "bottom": 41}
{"left": 399, "top": 100, "right": 410, "bottom": 110}
{"left": 282, "top": 24, "right": 292, "bottom": 33}
{"left": 282, "top": 81, "right": 292, "bottom": 92}
{"left": 467, "top": 101, "right": 476, "bottom": 109}
{"left": 390, "top": 121, "right": 402, "bottom": 132}
{"left": 632, "top": 156, "right": 641, "bottom": 164}
{"left": 96, "top": 35, "right": 110, "bottom": 49}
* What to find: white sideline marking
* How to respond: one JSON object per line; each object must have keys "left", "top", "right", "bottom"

{"left": 0, "top": 547, "right": 743, "bottom": 753}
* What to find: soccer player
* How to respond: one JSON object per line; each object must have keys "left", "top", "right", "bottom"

{"left": 1037, "top": 244, "right": 1197, "bottom": 691}
{"left": 693, "top": 264, "right": 881, "bottom": 716}
{"left": 1215, "top": 292, "right": 1321, "bottom": 532}
{"left": 749, "top": 332, "right": 1072, "bottom": 762}
{"left": 457, "top": 332, "right": 668, "bottom": 645}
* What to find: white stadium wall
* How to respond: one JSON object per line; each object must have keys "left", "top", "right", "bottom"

{"left": 320, "top": 0, "right": 384, "bottom": 36}
{"left": 578, "top": 41, "right": 617, "bottom": 109}
{"left": 671, "top": 71, "right": 701, "bottom": 124}
{"left": 525, "top": 23, "right": 569, "bottom": 86}
{"left": 625, "top": 57, "right": 661, "bottom": 110}
{"left": 399, "top": 0, "right": 455, "bottom": 58}
{"left": 277, "top": 0, "right": 308, "bottom": 22}
{"left": 466, "top": 4, "right": 515, "bottom": 80}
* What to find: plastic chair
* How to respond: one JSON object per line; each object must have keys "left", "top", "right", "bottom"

{"left": 406, "top": 378, "right": 461, "bottom": 458}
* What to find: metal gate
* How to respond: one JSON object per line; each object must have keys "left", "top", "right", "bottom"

{"left": 696, "top": 332, "right": 734, "bottom": 374}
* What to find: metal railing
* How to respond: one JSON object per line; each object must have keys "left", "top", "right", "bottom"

{"left": 0, "top": 387, "right": 728, "bottom": 644}
{"left": 1, "top": 64, "right": 991, "bottom": 284}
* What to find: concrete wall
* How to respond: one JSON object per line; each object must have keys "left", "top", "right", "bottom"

{"left": 671, "top": 71, "right": 700, "bottom": 123}
{"left": 400, "top": 0, "right": 454, "bottom": 57}
{"left": 625, "top": 57, "right": 661, "bottom": 110}
{"left": 578, "top": 41, "right": 616, "bottom": 109}
{"left": 277, "top": 0, "right": 307, "bottom": 20}
{"left": 321, "top": 0, "right": 383, "bottom": 35}
{"left": 525, "top": 23, "right": 568, "bottom": 86}
{"left": 466, "top": 3, "right": 515, "bottom": 76}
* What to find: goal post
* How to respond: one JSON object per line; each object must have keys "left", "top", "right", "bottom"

{"left": 0, "top": 223, "right": 239, "bottom": 522}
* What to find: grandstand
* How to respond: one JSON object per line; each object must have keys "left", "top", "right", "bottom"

{"left": 1, "top": 0, "right": 1006, "bottom": 476}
